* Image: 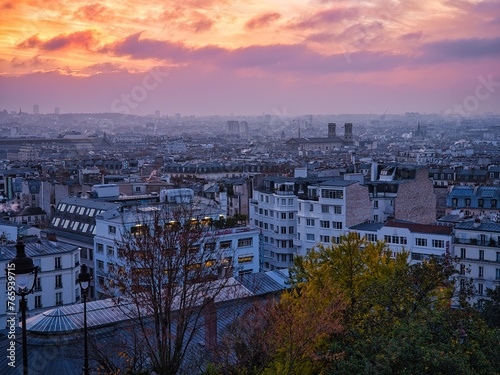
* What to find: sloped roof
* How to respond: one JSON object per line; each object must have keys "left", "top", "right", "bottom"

{"left": 384, "top": 221, "right": 453, "bottom": 235}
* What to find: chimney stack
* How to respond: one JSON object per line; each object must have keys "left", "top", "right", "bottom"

{"left": 327, "top": 123, "right": 336, "bottom": 137}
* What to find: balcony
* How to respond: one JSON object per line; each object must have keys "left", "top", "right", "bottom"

{"left": 454, "top": 238, "right": 499, "bottom": 247}
{"left": 274, "top": 190, "right": 295, "bottom": 196}
{"left": 293, "top": 238, "right": 303, "bottom": 247}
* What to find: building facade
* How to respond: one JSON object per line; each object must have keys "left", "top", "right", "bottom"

{"left": 0, "top": 238, "right": 80, "bottom": 328}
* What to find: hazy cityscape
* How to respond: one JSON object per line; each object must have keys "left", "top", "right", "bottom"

{"left": 1, "top": 0, "right": 500, "bottom": 374}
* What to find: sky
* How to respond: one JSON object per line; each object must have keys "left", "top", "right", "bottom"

{"left": 0, "top": 0, "right": 499, "bottom": 116}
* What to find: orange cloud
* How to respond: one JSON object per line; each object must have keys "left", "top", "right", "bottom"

{"left": 244, "top": 12, "right": 281, "bottom": 30}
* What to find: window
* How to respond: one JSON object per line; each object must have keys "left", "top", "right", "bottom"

{"left": 35, "top": 295, "right": 42, "bottom": 309}
{"left": 55, "top": 292, "right": 63, "bottom": 306}
{"left": 131, "top": 224, "right": 147, "bottom": 235}
{"left": 320, "top": 220, "right": 330, "bottom": 228}
{"left": 384, "top": 235, "right": 391, "bottom": 243}
{"left": 478, "top": 199, "right": 484, "bottom": 208}
{"left": 108, "top": 263, "right": 115, "bottom": 273}
{"left": 320, "top": 235, "right": 330, "bottom": 243}
{"left": 288, "top": 212, "right": 294, "bottom": 219}
{"left": 238, "top": 238, "right": 253, "bottom": 247}
{"left": 289, "top": 226, "right": 294, "bottom": 234}
{"left": 367, "top": 234, "right": 377, "bottom": 242}
{"left": 415, "top": 238, "right": 427, "bottom": 247}
{"left": 55, "top": 275, "right": 63, "bottom": 288}
{"left": 373, "top": 200, "right": 379, "bottom": 209}
{"left": 400, "top": 237, "right": 407, "bottom": 245}
{"left": 220, "top": 240, "right": 232, "bottom": 249}
{"left": 479, "top": 250, "right": 484, "bottom": 261}
{"left": 205, "top": 242, "right": 216, "bottom": 252}
{"left": 35, "top": 277, "right": 42, "bottom": 291}
{"left": 479, "top": 266, "right": 484, "bottom": 278}
{"left": 309, "top": 204, "right": 314, "bottom": 212}
{"left": 306, "top": 233, "right": 315, "bottom": 241}
{"left": 492, "top": 199, "right": 497, "bottom": 208}
{"left": 461, "top": 248, "right": 466, "bottom": 259}
{"left": 460, "top": 264, "right": 466, "bottom": 275}
{"left": 478, "top": 283, "right": 484, "bottom": 296}
{"left": 264, "top": 210, "right": 268, "bottom": 216}
{"left": 97, "top": 260, "right": 104, "bottom": 270}
{"left": 333, "top": 221, "right": 343, "bottom": 230}
{"left": 465, "top": 198, "right": 471, "bottom": 206}
{"left": 306, "top": 219, "right": 315, "bottom": 227}
{"left": 55, "top": 257, "right": 61, "bottom": 270}
{"left": 392, "top": 236, "right": 400, "bottom": 244}
{"left": 97, "top": 243, "right": 104, "bottom": 253}
{"left": 107, "top": 246, "right": 115, "bottom": 256}
{"left": 321, "top": 189, "right": 343, "bottom": 199}
{"left": 497, "top": 252, "right": 500, "bottom": 262}
{"left": 238, "top": 255, "right": 254, "bottom": 263}
{"left": 321, "top": 205, "right": 330, "bottom": 213}
{"left": 108, "top": 225, "right": 116, "bottom": 234}
{"left": 496, "top": 269, "right": 500, "bottom": 280}
{"left": 281, "top": 226, "right": 287, "bottom": 234}
{"left": 432, "top": 239, "right": 444, "bottom": 248}
{"left": 288, "top": 198, "right": 294, "bottom": 205}
{"left": 333, "top": 205, "right": 342, "bottom": 214}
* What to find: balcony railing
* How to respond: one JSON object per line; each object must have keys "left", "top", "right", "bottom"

{"left": 454, "top": 238, "right": 499, "bottom": 247}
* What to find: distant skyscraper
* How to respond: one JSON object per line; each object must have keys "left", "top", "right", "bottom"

{"left": 54, "top": 107, "right": 60, "bottom": 115}
{"left": 155, "top": 110, "right": 160, "bottom": 118}
{"left": 33, "top": 104, "right": 39, "bottom": 114}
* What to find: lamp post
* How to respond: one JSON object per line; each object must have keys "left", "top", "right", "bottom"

{"left": 7, "top": 239, "right": 39, "bottom": 375}
{"left": 77, "top": 264, "right": 91, "bottom": 375}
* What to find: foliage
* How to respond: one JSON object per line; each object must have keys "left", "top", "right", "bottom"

{"left": 481, "top": 284, "right": 500, "bottom": 328}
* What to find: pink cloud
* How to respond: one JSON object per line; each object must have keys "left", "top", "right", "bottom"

{"left": 289, "top": 7, "right": 360, "bottom": 29}
{"left": 17, "top": 30, "right": 99, "bottom": 51}
{"left": 73, "top": 3, "right": 114, "bottom": 22}
{"left": 244, "top": 12, "right": 281, "bottom": 30}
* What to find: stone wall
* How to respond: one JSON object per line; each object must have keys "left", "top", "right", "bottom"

{"left": 346, "top": 183, "right": 372, "bottom": 227}
{"left": 395, "top": 168, "right": 436, "bottom": 224}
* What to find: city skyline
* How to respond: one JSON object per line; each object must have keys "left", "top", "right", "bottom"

{"left": 0, "top": 0, "right": 499, "bottom": 115}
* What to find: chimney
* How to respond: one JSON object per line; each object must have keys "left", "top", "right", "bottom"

{"left": 204, "top": 298, "right": 217, "bottom": 351}
{"left": 327, "top": 123, "right": 336, "bottom": 138}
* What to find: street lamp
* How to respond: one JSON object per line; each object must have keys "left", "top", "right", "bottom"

{"left": 7, "top": 239, "right": 39, "bottom": 375}
{"left": 77, "top": 264, "right": 92, "bottom": 375}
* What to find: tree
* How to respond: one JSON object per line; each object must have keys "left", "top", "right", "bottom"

{"left": 100, "top": 202, "right": 238, "bottom": 375}
{"left": 286, "top": 233, "right": 500, "bottom": 374}
{"left": 481, "top": 284, "right": 500, "bottom": 327}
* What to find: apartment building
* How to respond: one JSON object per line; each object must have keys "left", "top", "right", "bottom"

{"left": 93, "top": 202, "right": 261, "bottom": 298}
{"left": 295, "top": 178, "right": 372, "bottom": 256}
{"left": 0, "top": 238, "right": 80, "bottom": 328}
{"left": 454, "top": 221, "right": 500, "bottom": 306}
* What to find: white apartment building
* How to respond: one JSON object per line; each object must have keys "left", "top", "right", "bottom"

{"left": 250, "top": 177, "right": 298, "bottom": 270}
{"left": 295, "top": 179, "right": 372, "bottom": 257}
{"left": 377, "top": 221, "right": 453, "bottom": 262}
{"left": 93, "top": 205, "right": 261, "bottom": 298}
{"left": 348, "top": 221, "right": 453, "bottom": 264}
{"left": 250, "top": 173, "right": 372, "bottom": 270}
{"left": 453, "top": 221, "right": 500, "bottom": 306}
{"left": 0, "top": 238, "right": 81, "bottom": 328}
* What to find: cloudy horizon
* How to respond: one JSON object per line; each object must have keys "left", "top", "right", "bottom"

{"left": 1, "top": 0, "right": 499, "bottom": 116}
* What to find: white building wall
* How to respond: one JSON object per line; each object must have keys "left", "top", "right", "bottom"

{"left": 453, "top": 224, "right": 500, "bottom": 306}
{"left": 0, "top": 241, "right": 80, "bottom": 328}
